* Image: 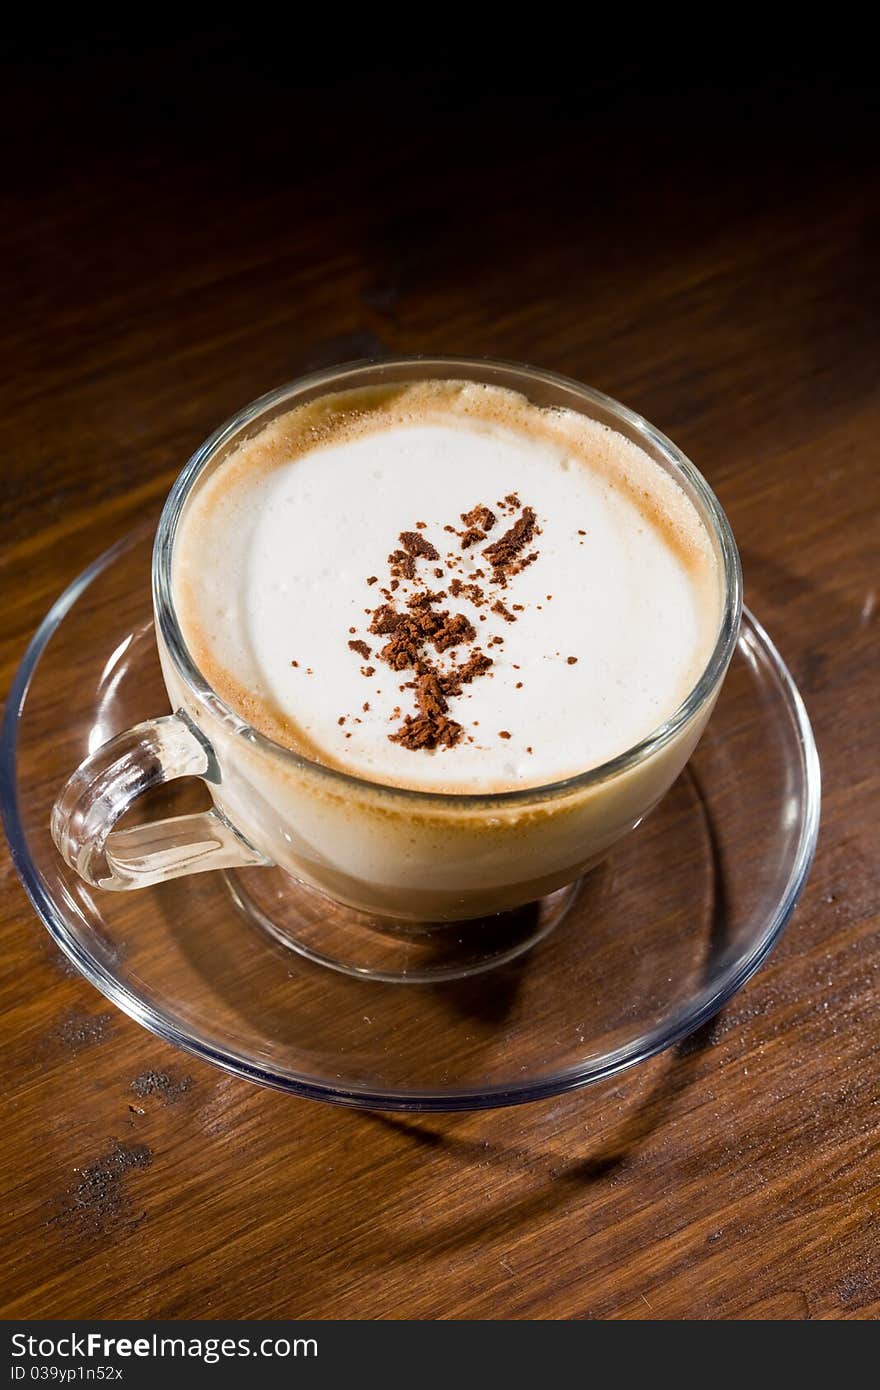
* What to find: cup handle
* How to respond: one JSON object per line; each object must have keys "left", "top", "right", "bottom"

{"left": 51, "top": 712, "right": 269, "bottom": 890}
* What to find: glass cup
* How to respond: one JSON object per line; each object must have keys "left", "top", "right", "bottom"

{"left": 51, "top": 358, "right": 742, "bottom": 980}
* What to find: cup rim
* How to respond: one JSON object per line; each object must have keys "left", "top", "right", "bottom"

{"left": 153, "top": 355, "right": 743, "bottom": 806}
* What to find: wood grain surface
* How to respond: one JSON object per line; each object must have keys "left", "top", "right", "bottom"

{"left": 1, "top": 34, "right": 877, "bottom": 1320}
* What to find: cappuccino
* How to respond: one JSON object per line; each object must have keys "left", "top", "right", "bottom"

{"left": 174, "top": 381, "right": 721, "bottom": 793}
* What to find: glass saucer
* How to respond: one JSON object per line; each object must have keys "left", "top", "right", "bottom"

{"left": 1, "top": 524, "right": 820, "bottom": 1111}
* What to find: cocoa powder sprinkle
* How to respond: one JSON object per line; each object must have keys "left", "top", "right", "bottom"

{"left": 441, "top": 649, "right": 492, "bottom": 695}
{"left": 427, "top": 613, "right": 471, "bottom": 653}
{"left": 389, "top": 672, "right": 463, "bottom": 750}
{"left": 388, "top": 550, "right": 415, "bottom": 580}
{"left": 399, "top": 530, "right": 440, "bottom": 561}
{"left": 482, "top": 507, "right": 538, "bottom": 583}
{"left": 460, "top": 529, "right": 484, "bottom": 550}
{"left": 461, "top": 504, "right": 497, "bottom": 532}
{"left": 492, "top": 599, "right": 516, "bottom": 623}
{"left": 449, "top": 577, "right": 486, "bottom": 606}
{"left": 346, "top": 495, "right": 540, "bottom": 752}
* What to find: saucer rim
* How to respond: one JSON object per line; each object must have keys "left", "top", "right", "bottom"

{"left": 0, "top": 523, "right": 822, "bottom": 1112}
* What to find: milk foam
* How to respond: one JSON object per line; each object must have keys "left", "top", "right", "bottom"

{"left": 174, "top": 383, "right": 721, "bottom": 792}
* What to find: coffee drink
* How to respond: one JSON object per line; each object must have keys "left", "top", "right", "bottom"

{"left": 53, "top": 362, "right": 737, "bottom": 925}
{"left": 173, "top": 381, "right": 721, "bottom": 795}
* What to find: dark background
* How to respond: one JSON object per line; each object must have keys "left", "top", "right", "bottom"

{"left": 2, "top": 27, "right": 876, "bottom": 546}
{"left": 1, "top": 28, "right": 878, "bottom": 1320}
{"left": 2, "top": 27, "right": 876, "bottom": 551}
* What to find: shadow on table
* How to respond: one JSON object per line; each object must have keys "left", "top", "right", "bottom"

{"left": 363, "top": 765, "right": 728, "bottom": 1254}
{"left": 366, "top": 1020, "right": 720, "bottom": 1259}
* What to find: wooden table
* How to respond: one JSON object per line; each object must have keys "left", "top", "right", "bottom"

{"left": 2, "top": 39, "right": 877, "bottom": 1320}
